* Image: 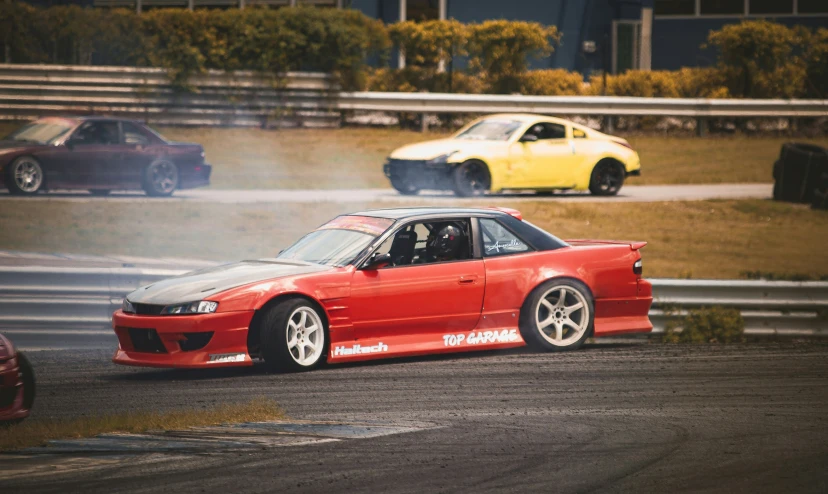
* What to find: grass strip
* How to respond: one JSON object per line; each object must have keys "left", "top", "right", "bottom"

{"left": 0, "top": 397, "right": 284, "bottom": 452}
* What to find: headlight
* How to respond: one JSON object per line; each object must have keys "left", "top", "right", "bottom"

{"left": 161, "top": 300, "right": 218, "bottom": 315}
{"left": 426, "top": 151, "right": 459, "bottom": 165}
{"left": 122, "top": 298, "right": 135, "bottom": 314}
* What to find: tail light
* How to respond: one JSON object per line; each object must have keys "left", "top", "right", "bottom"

{"left": 633, "top": 258, "right": 643, "bottom": 276}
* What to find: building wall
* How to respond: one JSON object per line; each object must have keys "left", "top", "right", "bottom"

{"left": 652, "top": 16, "right": 828, "bottom": 70}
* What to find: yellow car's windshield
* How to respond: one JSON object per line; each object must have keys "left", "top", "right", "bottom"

{"left": 455, "top": 119, "right": 523, "bottom": 141}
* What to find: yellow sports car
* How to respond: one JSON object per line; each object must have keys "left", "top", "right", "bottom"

{"left": 383, "top": 114, "right": 641, "bottom": 197}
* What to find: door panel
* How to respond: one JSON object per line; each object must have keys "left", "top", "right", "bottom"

{"left": 509, "top": 122, "right": 581, "bottom": 188}
{"left": 349, "top": 260, "right": 486, "bottom": 340}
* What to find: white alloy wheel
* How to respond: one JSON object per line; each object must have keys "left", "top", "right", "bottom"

{"left": 534, "top": 285, "right": 590, "bottom": 347}
{"left": 286, "top": 306, "right": 325, "bottom": 366}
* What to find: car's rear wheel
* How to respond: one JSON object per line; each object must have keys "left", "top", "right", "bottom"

{"left": 260, "top": 299, "right": 327, "bottom": 372}
{"left": 7, "top": 156, "right": 44, "bottom": 196}
{"left": 143, "top": 159, "right": 178, "bottom": 197}
{"left": 390, "top": 175, "right": 420, "bottom": 195}
{"left": 588, "top": 161, "right": 625, "bottom": 196}
{"left": 519, "top": 279, "right": 594, "bottom": 352}
{"left": 453, "top": 160, "right": 490, "bottom": 197}
{"left": 88, "top": 189, "right": 111, "bottom": 196}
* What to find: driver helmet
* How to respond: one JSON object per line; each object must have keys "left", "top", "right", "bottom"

{"left": 426, "top": 224, "right": 465, "bottom": 261}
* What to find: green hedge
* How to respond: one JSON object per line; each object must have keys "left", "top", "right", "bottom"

{"left": 0, "top": 5, "right": 823, "bottom": 99}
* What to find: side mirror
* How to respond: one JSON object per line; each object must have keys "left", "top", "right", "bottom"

{"left": 363, "top": 252, "right": 392, "bottom": 270}
{"left": 520, "top": 134, "right": 539, "bottom": 143}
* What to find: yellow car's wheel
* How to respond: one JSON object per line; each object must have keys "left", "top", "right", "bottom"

{"left": 588, "top": 160, "right": 625, "bottom": 196}
{"left": 453, "top": 160, "right": 490, "bottom": 197}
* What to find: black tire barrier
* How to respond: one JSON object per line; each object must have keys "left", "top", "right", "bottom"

{"left": 773, "top": 143, "right": 828, "bottom": 204}
{"left": 811, "top": 172, "right": 828, "bottom": 210}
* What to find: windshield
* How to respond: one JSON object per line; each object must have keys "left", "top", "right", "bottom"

{"left": 455, "top": 119, "right": 523, "bottom": 141}
{"left": 277, "top": 215, "right": 394, "bottom": 267}
{"left": 5, "top": 120, "right": 75, "bottom": 145}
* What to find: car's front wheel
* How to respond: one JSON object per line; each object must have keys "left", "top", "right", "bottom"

{"left": 588, "top": 161, "right": 625, "bottom": 196}
{"left": 7, "top": 156, "right": 44, "bottom": 196}
{"left": 519, "top": 279, "right": 594, "bottom": 352}
{"left": 260, "top": 299, "right": 327, "bottom": 372}
{"left": 143, "top": 159, "right": 178, "bottom": 197}
{"left": 390, "top": 175, "right": 420, "bottom": 195}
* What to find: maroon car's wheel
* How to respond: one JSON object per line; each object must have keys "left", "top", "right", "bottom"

{"left": 519, "top": 278, "right": 594, "bottom": 352}
{"left": 260, "top": 299, "right": 327, "bottom": 373}
{"left": 7, "top": 156, "right": 44, "bottom": 196}
{"left": 143, "top": 159, "right": 178, "bottom": 197}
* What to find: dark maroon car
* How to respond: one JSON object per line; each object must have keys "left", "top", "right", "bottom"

{"left": 0, "top": 333, "right": 34, "bottom": 424}
{"left": 0, "top": 116, "right": 211, "bottom": 197}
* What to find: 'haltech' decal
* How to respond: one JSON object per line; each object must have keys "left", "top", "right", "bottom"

{"left": 333, "top": 343, "right": 388, "bottom": 357}
{"left": 443, "top": 329, "right": 519, "bottom": 347}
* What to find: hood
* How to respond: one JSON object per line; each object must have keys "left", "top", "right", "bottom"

{"left": 0, "top": 140, "right": 41, "bottom": 152}
{"left": 389, "top": 138, "right": 502, "bottom": 161}
{"left": 126, "top": 259, "right": 331, "bottom": 306}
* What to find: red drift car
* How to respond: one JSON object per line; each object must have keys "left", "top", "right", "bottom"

{"left": 112, "top": 207, "right": 653, "bottom": 372}
{"left": 0, "top": 333, "right": 35, "bottom": 423}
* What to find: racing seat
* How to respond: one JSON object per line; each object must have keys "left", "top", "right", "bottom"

{"left": 388, "top": 228, "right": 417, "bottom": 266}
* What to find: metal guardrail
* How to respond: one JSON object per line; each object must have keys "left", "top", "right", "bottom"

{"left": 0, "top": 266, "right": 825, "bottom": 337}
{"left": 1, "top": 64, "right": 827, "bottom": 129}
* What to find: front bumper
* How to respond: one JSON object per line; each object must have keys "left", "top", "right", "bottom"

{"left": 0, "top": 358, "right": 27, "bottom": 422}
{"left": 384, "top": 159, "right": 454, "bottom": 190}
{"left": 112, "top": 309, "right": 255, "bottom": 368}
{"left": 179, "top": 163, "right": 212, "bottom": 190}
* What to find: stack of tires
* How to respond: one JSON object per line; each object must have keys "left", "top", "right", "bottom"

{"left": 772, "top": 143, "right": 828, "bottom": 210}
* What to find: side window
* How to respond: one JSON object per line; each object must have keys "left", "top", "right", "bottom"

{"left": 522, "top": 122, "right": 566, "bottom": 141}
{"left": 572, "top": 128, "right": 587, "bottom": 138}
{"left": 72, "top": 121, "right": 119, "bottom": 145}
{"left": 373, "top": 219, "right": 472, "bottom": 267}
{"left": 122, "top": 122, "right": 150, "bottom": 145}
{"left": 480, "top": 218, "right": 531, "bottom": 257}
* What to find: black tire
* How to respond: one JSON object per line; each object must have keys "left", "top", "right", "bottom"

{"left": 142, "top": 159, "right": 178, "bottom": 197}
{"left": 452, "top": 160, "right": 491, "bottom": 197}
{"left": 259, "top": 298, "right": 327, "bottom": 373}
{"left": 390, "top": 176, "right": 420, "bottom": 195}
{"left": 88, "top": 189, "right": 111, "bottom": 196}
{"left": 588, "top": 161, "right": 625, "bottom": 196}
{"left": 6, "top": 156, "right": 44, "bottom": 196}
{"left": 18, "top": 352, "right": 35, "bottom": 412}
{"left": 519, "top": 278, "right": 594, "bottom": 352}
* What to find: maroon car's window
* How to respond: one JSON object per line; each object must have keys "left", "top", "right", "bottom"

{"left": 122, "top": 121, "right": 155, "bottom": 145}
{"left": 73, "top": 121, "right": 120, "bottom": 145}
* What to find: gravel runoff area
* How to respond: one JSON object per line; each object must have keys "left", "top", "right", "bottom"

{"left": 2, "top": 341, "right": 827, "bottom": 493}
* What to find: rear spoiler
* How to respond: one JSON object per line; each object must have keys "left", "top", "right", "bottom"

{"left": 565, "top": 239, "right": 647, "bottom": 250}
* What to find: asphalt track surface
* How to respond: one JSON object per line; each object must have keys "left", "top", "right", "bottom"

{"left": 0, "top": 183, "right": 772, "bottom": 204}
{"left": 3, "top": 341, "right": 828, "bottom": 493}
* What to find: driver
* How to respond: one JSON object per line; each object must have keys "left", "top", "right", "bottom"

{"left": 423, "top": 224, "right": 465, "bottom": 263}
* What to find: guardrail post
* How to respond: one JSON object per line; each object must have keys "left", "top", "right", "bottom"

{"left": 421, "top": 113, "right": 429, "bottom": 133}
{"left": 604, "top": 116, "right": 615, "bottom": 134}
{"left": 696, "top": 117, "right": 708, "bottom": 137}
